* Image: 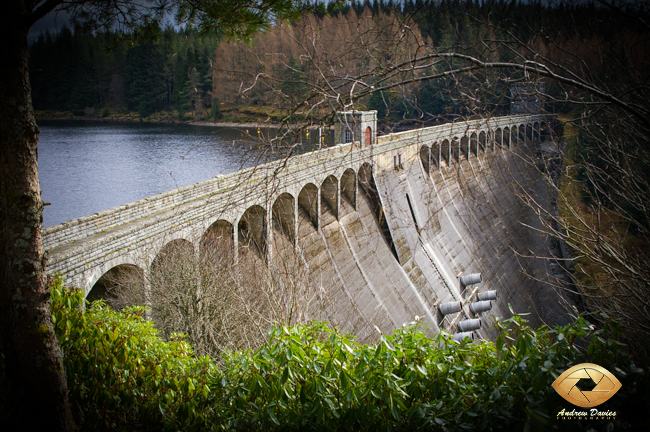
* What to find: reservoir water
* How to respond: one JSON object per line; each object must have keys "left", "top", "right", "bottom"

{"left": 38, "top": 120, "right": 277, "bottom": 228}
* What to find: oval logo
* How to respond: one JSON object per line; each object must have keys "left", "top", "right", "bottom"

{"left": 552, "top": 363, "right": 622, "bottom": 408}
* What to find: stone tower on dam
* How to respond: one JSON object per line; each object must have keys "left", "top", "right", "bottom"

{"left": 44, "top": 112, "right": 569, "bottom": 342}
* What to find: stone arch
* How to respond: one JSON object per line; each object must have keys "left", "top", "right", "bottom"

{"left": 511, "top": 125, "right": 518, "bottom": 146}
{"left": 272, "top": 193, "right": 295, "bottom": 243}
{"left": 153, "top": 238, "right": 195, "bottom": 262}
{"left": 534, "top": 122, "right": 542, "bottom": 143}
{"left": 149, "top": 238, "right": 198, "bottom": 326}
{"left": 503, "top": 127, "right": 510, "bottom": 148}
{"left": 451, "top": 137, "right": 460, "bottom": 162}
{"left": 460, "top": 135, "right": 469, "bottom": 160}
{"left": 478, "top": 131, "right": 486, "bottom": 152}
{"left": 495, "top": 128, "right": 503, "bottom": 148}
{"left": 298, "top": 183, "right": 319, "bottom": 229}
{"left": 358, "top": 163, "right": 376, "bottom": 200}
{"left": 238, "top": 205, "right": 267, "bottom": 257}
{"left": 470, "top": 132, "right": 478, "bottom": 157}
{"left": 359, "top": 162, "right": 398, "bottom": 261}
{"left": 430, "top": 142, "right": 439, "bottom": 170}
{"left": 146, "top": 229, "right": 196, "bottom": 269}
{"left": 151, "top": 238, "right": 197, "bottom": 296}
{"left": 420, "top": 145, "right": 431, "bottom": 174}
{"left": 321, "top": 175, "right": 339, "bottom": 219}
{"left": 82, "top": 254, "right": 142, "bottom": 297}
{"left": 201, "top": 219, "right": 234, "bottom": 264}
{"left": 441, "top": 139, "right": 451, "bottom": 166}
{"left": 87, "top": 263, "right": 145, "bottom": 305}
{"left": 365, "top": 126, "right": 372, "bottom": 147}
{"left": 340, "top": 168, "right": 356, "bottom": 210}
{"left": 519, "top": 123, "right": 526, "bottom": 143}
{"left": 541, "top": 121, "right": 553, "bottom": 142}
{"left": 527, "top": 123, "right": 534, "bottom": 143}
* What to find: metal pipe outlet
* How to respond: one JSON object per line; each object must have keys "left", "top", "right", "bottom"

{"left": 452, "top": 332, "right": 475, "bottom": 342}
{"left": 469, "top": 300, "right": 492, "bottom": 314}
{"left": 477, "top": 290, "right": 498, "bottom": 301}
{"left": 460, "top": 273, "right": 483, "bottom": 287}
{"left": 439, "top": 301, "right": 462, "bottom": 315}
{"left": 457, "top": 318, "right": 482, "bottom": 332}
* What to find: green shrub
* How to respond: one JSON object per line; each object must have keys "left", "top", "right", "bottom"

{"left": 51, "top": 278, "right": 645, "bottom": 431}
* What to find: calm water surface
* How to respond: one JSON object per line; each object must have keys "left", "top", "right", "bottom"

{"left": 38, "top": 120, "right": 273, "bottom": 228}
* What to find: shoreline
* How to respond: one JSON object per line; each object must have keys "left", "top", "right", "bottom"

{"left": 189, "top": 120, "right": 278, "bottom": 128}
{"left": 34, "top": 113, "right": 337, "bottom": 131}
{"left": 35, "top": 110, "right": 446, "bottom": 133}
{"left": 34, "top": 111, "right": 276, "bottom": 129}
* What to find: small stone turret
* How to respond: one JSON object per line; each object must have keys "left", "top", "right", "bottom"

{"left": 334, "top": 110, "right": 377, "bottom": 147}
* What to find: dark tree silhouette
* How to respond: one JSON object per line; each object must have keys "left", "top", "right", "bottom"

{"left": 0, "top": 1, "right": 304, "bottom": 430}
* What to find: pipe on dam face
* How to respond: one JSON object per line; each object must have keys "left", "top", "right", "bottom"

{"left": 460, "top": 273, "right": 482, "bottom": 287}
{"left": 477, "top": 290, "right": 498, "bottom": 301}
{"left": 452, "top": 332, "right": 475, "bottom": 342}
{"left": 458, "top": 319, "right": 482, "bottom": 332}
{"left": 439, "top": 301, "right": 462, "bottom": 315}
{"left": 469, "top": 300, "right": 492, "bottom": 314}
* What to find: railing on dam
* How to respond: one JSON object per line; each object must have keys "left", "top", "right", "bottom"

{"left": 43, "top": 136, "right": 364, "bottom": 252}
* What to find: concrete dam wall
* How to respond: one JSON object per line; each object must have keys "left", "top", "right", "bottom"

{"left": 277, "top": 125, "right": 564, "bottom": 342}
{"left": 44, "top": 114, "right": 567, "bottom": 343}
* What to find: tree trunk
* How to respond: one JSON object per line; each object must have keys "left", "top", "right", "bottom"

{"left": 0, "top": 2, "right": 73, "bottom": 430}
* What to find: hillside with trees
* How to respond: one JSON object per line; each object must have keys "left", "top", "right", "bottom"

{"left": 30, "top": 25, "right": 217, "bottom": 120}
{"left": 30, "top": 1, "right": 649, "bottom": 127}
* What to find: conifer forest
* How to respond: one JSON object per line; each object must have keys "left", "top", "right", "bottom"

{"left": 31, "top": 0, "right": 647, "bottom": 125}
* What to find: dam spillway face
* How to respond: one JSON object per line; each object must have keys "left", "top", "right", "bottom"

{"left": 296, "top": 133, "right": 570, "bottom": 342}
{"left": 44, "top": 114, "right": 572, "bottom": 344}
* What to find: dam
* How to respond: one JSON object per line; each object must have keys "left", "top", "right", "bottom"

{"left": 43, "top": 112, "right": 569, "bottom": 342}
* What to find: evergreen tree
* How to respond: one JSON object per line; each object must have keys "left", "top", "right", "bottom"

{"left": 124, "top": 42, "right": 167, "bottom": 117}
{"left": 281, "top": 56, "right": 307, "bottom": 108}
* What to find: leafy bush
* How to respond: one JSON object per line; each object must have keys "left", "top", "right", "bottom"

{"left": 52, "top": 279, "right": 216, "bottom": 430}
{"left": 51, "top": 278, "right": 645, "bottom": 431}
